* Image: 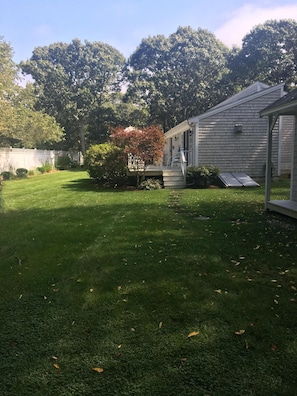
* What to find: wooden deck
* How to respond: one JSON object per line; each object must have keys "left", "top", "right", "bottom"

{"left": 127, "top": 165, "right": 172, "bottom": 176}
{"left": 266, "top": 200, "right": 297, "bottom": 219}
{"left": 127, "top": 166, "right": 186, "bottom": 188}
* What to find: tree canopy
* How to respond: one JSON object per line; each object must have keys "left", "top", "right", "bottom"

{"left": 21, "top": 39, "right": 126, "bottom": 153}
{"left": 227, "top": 19, "right": 297, "bottom": 88}
{"left": 2, "top": 19, "right": 296, "bottom": 152}
{"left": 125, "top": 26, "right": 229, "bottom": 130}
{"left": 0, "top": 37, "right": 63, "bottom": 148}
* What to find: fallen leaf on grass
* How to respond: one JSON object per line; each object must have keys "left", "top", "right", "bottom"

{"left": 271, "top": 343, "right": 277, "bottom": 351}
{"left": 51, "top": 356, "right": 58, "bottom": 360}
{"left": 215, "top": 289, "right": 222, "bottom": 294}
{"left": 291, "top": 286, "right": 297, "bottom": 291}
{"left": 159, "top": 321, "right": 163, "bottom": 328}
{"left": 234, "top": 329, "right": 245, "bottom": 335}
{"left": 92, "top": 367, "right": 104, "bottom": 373}
{"left": 187, "top": 331, "right": 199, "bottom": 338}
{"left": 53, "top": 363, "right": 60, "bottom": 369}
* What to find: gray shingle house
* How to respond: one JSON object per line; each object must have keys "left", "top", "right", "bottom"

{"left": 164, "top": 82, "right": 294, "bottom": 180}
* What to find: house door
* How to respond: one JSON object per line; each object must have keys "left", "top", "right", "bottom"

{"left": 183, "top": 131, "right": 193, "bottom": 165}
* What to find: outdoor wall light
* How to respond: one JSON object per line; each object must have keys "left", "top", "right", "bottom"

{"left": 234, "top": 123, "right": 243, "bottom": 133}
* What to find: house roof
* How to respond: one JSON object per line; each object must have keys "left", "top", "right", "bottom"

{"left": 164, "top": 120, "right": 191, "bottom": 139}
{"left": 165, "top": 82, "right": 285, "bottom": 139}
{"left": 211, "top": 81, "right": 270, "bottom": 111}
{"left": 189, "top": 82, "right": 285, "bottom": 123}
{"left": 260, "top": 87, "right": 297, "bottom": 117}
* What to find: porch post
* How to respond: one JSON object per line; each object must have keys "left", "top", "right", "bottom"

{"left": 291, "top": 115, "right": 297, "bottom": 201}
{"left": 193, "top": 122, "right": 199, "bottom": 166}
{"left": 265, "top": 115, "right": 277, "bottom": 208}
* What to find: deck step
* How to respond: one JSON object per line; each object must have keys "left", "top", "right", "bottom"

{"left": 163, "top": 170, "right": 186, "bottom": 189}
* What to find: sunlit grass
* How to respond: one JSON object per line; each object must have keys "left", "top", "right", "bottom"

{"left": 0, "top": 171, "right": 296, "bottom": 395}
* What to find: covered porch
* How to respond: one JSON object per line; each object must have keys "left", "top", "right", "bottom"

{"left": 260, "top": 89, "right": 297, "bottom": 219}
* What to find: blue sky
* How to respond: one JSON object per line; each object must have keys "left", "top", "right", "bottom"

{"left": 1, "top": 0, "right": 297, "bottom": 63}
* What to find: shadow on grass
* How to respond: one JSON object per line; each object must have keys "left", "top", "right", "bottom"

{"left": 63, "top": 175, "right": 136, "bottom": 193}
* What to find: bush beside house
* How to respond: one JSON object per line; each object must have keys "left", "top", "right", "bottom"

{"left": 186, "top": 165, "right": 220, "bottom": 188}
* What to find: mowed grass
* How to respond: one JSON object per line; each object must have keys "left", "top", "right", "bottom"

{"left": 0, "top": 171, "right": 296, "bottom": 396}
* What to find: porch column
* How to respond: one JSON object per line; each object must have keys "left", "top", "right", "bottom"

{"left": 265, "top": 115, "right": 277, "bottom": 208}
{"left": 291, "top": 115, "right": 297, "bottom": 201}
{"left": 192, "top": 122, "right": 199, "bottom": 166}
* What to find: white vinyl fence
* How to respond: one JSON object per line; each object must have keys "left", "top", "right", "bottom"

{"left": 0, "top": 147, "right": 81, "bottom": 173}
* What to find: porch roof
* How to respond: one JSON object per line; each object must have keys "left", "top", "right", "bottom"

{"left": 260, "top": 87, "right": 297, "bottom": 117}
{"left": 164, "top": 120, "right": 191, "bottom": 139}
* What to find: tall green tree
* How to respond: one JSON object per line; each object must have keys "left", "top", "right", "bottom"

{"left": 0, "top": 37, "right": 63, "bottom": 147}
{"left": 227, "top": 19, "right": 297, "bottom": 88}
{"left": 21, "top": 39, "right": 126, "bottom": 153}
{"left": 125, "top": 26, "right": 230, "bottom": 130}
{"left": 0, "top": 37, "right": 18, "bottom": 135}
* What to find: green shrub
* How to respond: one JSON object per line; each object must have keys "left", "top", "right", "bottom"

{"left": 138, "top": 178, "right": 162, "bottom": 190}
{"left": 186, "top": 165, "right": 220, "bottom": 188}
{"left": 37, "top": 166, "right": 45, "bottom": 174}
{"left": 37, "top": 161, "right": 52, "bottom": 174}
{"left": 1, "top": 171, "right": 12, "bottom": 180}
{"left": 84, "top": 143, "right": 127, "bottom": 186}
{"left": 16, "top": 168, "right": 28, "bottom": 178}
{"left": 56, "top": 155, "right": 77, "bottom": 170}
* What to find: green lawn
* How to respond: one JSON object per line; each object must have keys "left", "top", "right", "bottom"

{"left": 0, "top": 171, "right": 296, "bottom": 395}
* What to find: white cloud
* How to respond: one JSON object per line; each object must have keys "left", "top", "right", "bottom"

{"left": 215, "top": 4, "right": 297, "bottom": 48}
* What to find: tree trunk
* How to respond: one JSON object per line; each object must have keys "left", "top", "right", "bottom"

{"left": 78, "top": 118, "right": 86, "bottom": 155}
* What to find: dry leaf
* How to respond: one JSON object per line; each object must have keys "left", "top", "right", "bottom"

{"left": 235, "top": 329, "right": 245, "bottom": 335}
{"left": 215, "top": 289, "right": 222, "bottom": 294}
{"left": 187, "top": 331, "right": 199, "bottom": 338}
{"left": 159, "top": 321, "right": 163, "bottom": 328}
{"left": 53, "top": 363, "right": 60, "bottom": 369}
{"left": 92, "top": 367, "right": 104, "bottom": 373}
{"left": 271, "top": 343, "right": 277, "bottom": 351}
{"left": 51, "top": 356, "right": 58, "bottom": 360}
{"left": 291, "top": 286, "right": 297, "bottom": 291}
